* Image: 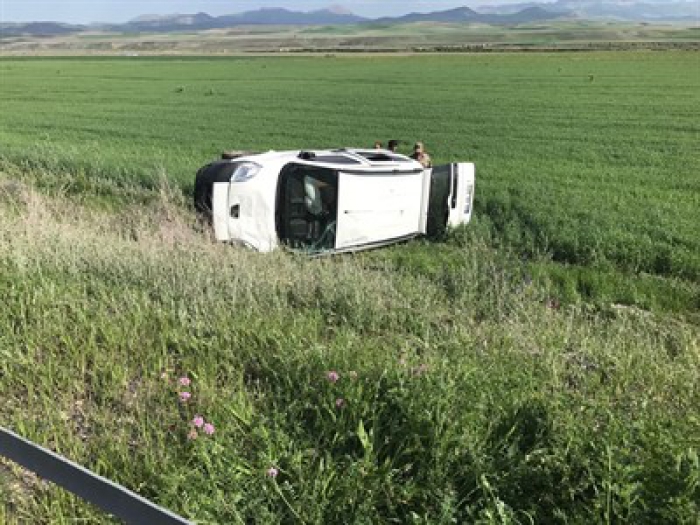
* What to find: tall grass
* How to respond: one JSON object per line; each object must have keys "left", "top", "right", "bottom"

{"left": 0, "top": 173, "right": 697, "bottom": 523}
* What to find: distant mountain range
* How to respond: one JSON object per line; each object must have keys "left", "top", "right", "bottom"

{"left": 121, "top": 7, "right": 367, "bottom": 32}
{"left": 1, "top": 2, "right": 697, "bottom": 38}
{"left": 373, "top": 6, "right": 569, "bottom": 25}
{"left": 478, "top": 0, "right": 698, "bottom": 21}
{"left": 1, "top": 21, "right": 85, "bottom": 37}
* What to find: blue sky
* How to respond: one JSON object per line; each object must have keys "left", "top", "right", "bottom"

{"left": 1, "top": 1, "right": 534, "bottom": 23}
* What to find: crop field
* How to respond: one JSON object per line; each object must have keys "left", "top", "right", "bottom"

{"left": 0, "top": 53, "right": 698, "bottom": 523}
{"left": 1, "top": 53, "right": 698, "bottom": 312}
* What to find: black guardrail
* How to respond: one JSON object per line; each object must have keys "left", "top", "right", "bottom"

{"left": 0, "top": 426, "right": 193, "bottom": 525}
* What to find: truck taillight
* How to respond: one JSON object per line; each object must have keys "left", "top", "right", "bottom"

{"left": 464, "top": 184, "right": 473, "bottom": 215}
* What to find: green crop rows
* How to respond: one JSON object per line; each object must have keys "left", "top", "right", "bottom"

{"left": 0, "top": 53, "right": 698, "bottom": 523}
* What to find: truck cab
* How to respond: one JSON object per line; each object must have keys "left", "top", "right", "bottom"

{"left": 194, "top": 148, "right": 474, "bottom": 253}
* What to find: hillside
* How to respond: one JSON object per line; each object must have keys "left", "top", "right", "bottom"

{"left": 375, "top": 6, "right": 570, "bottom": 24}
{"left": 1, "top": 5, "right": 571, "bottom": 37}
{"left": 3, "top": 1, "right": 698, "bottom": 40}
{"left": 2, "top": 21, "right": 697, "bottom": 55}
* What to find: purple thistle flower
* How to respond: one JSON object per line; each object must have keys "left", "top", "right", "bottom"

{"left": 178, "top": 377, "right": 191, "bottom": 387}
{"left": 203, "top": 423, "right": 215, "bottom": 435}
{"left": 179, "top": 391, "right": 192, "bottom": 402}
{"left": 192, "top": 415, "right": 204, "bottom": 428}
{"left": 326, "top": 371, "right": 340, "bottom": 383}
{"left": 266, "top": 467, "right": 279, "bottom": 478}
{"left": 335, "top": 398, "right": 345, "bottom": 409}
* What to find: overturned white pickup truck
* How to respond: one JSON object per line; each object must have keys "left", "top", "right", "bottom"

{"left": 194, "top": 148, "right": 474, "bottom": 254}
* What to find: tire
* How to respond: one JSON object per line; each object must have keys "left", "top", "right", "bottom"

{"left": 193, "top": 162, "right": 238, "bottom": 221}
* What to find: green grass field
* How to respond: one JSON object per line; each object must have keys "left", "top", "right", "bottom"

{"left": 1, "top": 53, "right": 698, "bottom": 312}
{"left": 0, "top": 53, "right": 698, "bottom": 523}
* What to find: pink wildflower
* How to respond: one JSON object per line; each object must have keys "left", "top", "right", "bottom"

{"left": 187, "top": 429, "right": 198, "bottom": 440}
{"left": 178, "top": 376, "right": 191, "bottom": 387}
{"left": 179, "top": 391, "right": 192, "bottom": 402}
{"left": 192, "top": 415, "right": 204, "bottom": 428}
{"left": 335, "top": 398, "right": 345, "bottom": 409}
{"left": 266, "top": 467, "right": 279, "bottom": 478}
{"left": 203, "top": 423, "right": 215, "bottom": 435}
{"left": 326, "top": 371, "right": 340, "bottom": 383}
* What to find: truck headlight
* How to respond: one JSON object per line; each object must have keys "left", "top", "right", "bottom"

{"left": 231, "top": 162, "right": 261, "bottom": 183}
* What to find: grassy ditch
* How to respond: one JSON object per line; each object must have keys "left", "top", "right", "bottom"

{"left": 0, "top": 174, "right": 697, "bottom": 523}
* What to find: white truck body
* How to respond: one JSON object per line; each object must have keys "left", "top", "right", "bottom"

{"left": 195, "top": 148, "right": 474, "bottom": 254}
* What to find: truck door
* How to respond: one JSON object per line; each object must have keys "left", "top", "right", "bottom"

{"left": 335, "top": 170, "right": 424, "bottom": 250}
